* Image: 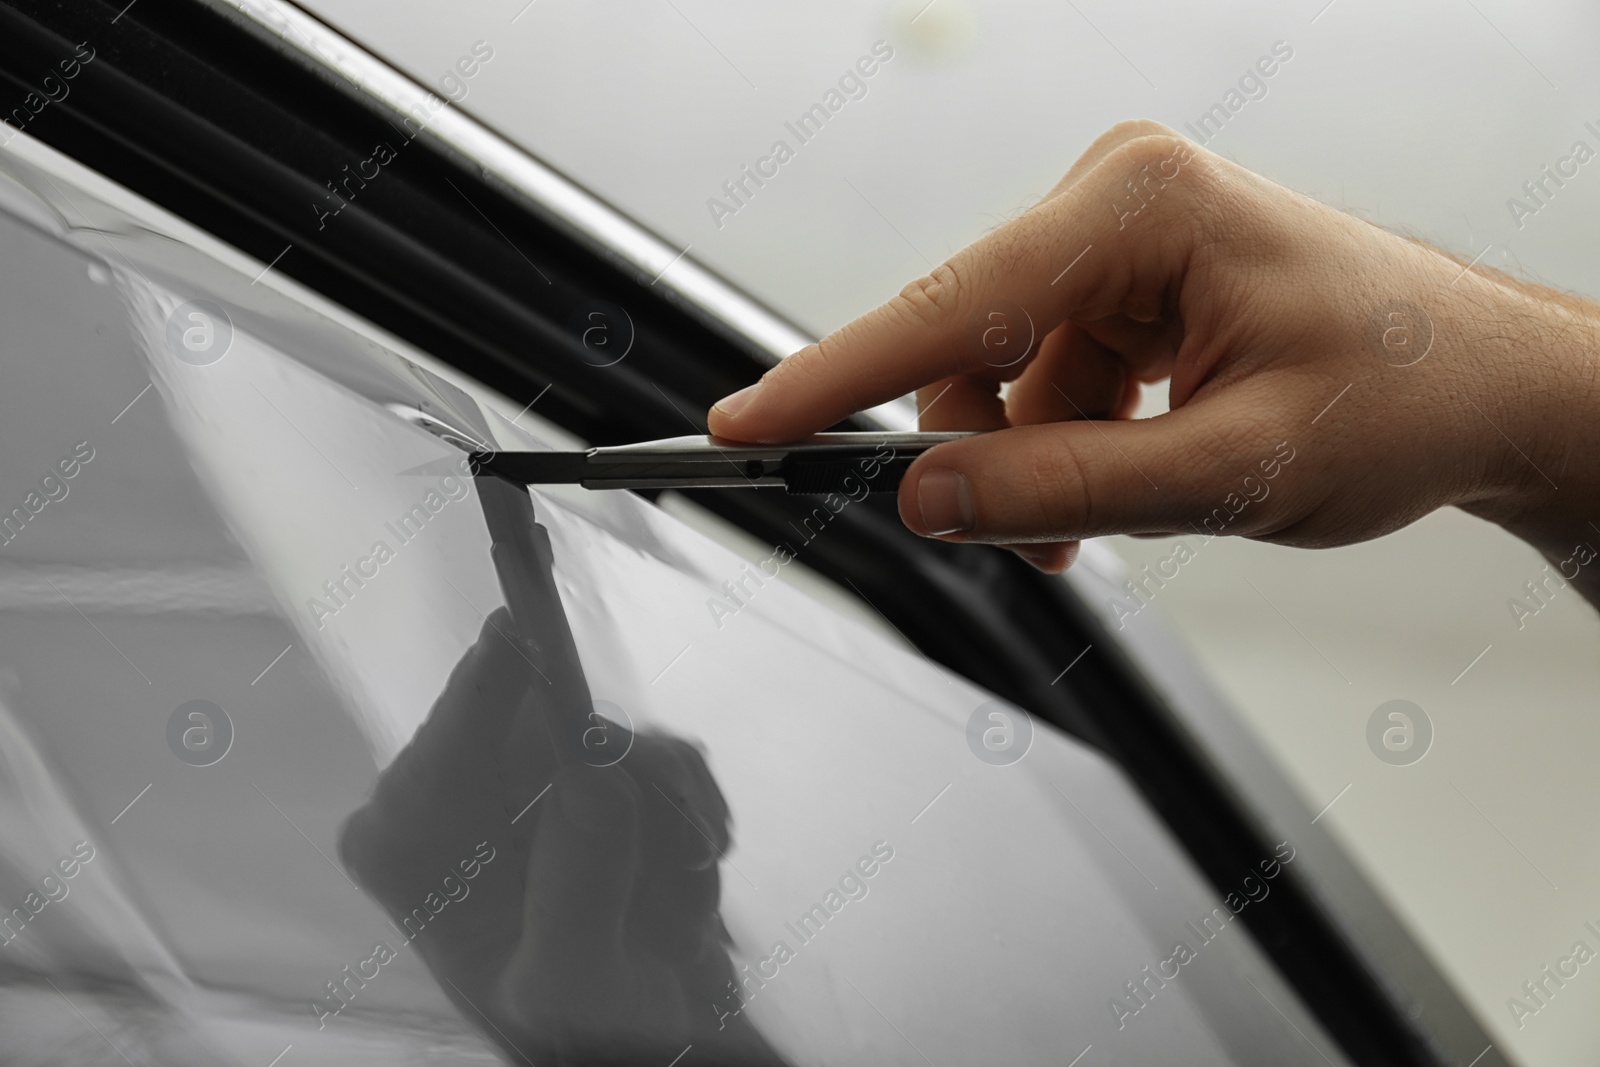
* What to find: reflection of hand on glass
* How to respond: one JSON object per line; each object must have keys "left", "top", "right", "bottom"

{"left": 339, "top": 597, "right": 787, "bottom": 1065}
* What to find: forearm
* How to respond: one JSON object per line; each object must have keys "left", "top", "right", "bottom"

{"left": 1455, "top": 265, "right": 1600, "bottom": 613}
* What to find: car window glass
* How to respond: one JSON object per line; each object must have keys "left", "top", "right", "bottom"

{"left": 0, "top": 140, "right": 1344, "bottom": 1064}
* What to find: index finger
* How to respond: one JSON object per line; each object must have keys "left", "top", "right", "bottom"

{"left": 707, "top": 127, "right": 1210, "bottom": 443}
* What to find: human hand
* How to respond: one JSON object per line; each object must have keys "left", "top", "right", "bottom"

{"left": 707, "top": 121, "right": 1600, "bottom": 583}
{"left": 338, "top": 607, "right": 785, "bottom": 1064}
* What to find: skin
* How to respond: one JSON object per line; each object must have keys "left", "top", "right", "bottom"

{"left": 707, "top": 121, "right": 1600, "bottom": 611}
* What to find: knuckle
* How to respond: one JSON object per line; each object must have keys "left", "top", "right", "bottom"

{"left": 771, "top": 332, "right": 840, "bottom": 388}
{"left": 1096, "top": 135, "right": 1162, "bottom": 183}
{"left": 798, "top": 330, "right": 851, "bottom": 385}
{"left": 1102, "top": 133, "right": 1211, "bottom": 198}
{"left": 1091, "top": 132, "right": 1228, "bottom": 246}
{"left": 1097, "top": 119, "right": 1179, "bottom": 154}
{"left": 1046, "top": 120, "right": 1185, "bottom": 200}
{"left": 764, "top": 329, "right": 869, "bottom": 413}
{"left": 892, "top": 261, "right": 969, "bottom": 331}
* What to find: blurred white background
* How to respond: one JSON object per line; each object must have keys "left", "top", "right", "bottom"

{"left": 286, "top": 1, "right": 1600, "bottom": 1062}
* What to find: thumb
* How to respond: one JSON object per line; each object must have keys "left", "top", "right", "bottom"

{"left": 898, "top": 398, "right": 1295, "bottom": 543}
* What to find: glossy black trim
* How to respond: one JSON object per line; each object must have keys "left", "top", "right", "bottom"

{"left": 0, "top": 2, "right": 1490, "bottom": 1064}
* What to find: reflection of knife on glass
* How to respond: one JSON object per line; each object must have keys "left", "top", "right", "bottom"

{"left": 474, "top": 474, "right": 607, "bottom": 767}
{"left": 399, "top": 419, "right": 974, "bottom": 764}
{"left": 466, "top": 433, "right": 979, "bottom": 765}
{"left": 376, "top": 398, "right": 793, "bottom": 1063}
{"left": 389, "top": 400, "right": 608, "bottom": 768}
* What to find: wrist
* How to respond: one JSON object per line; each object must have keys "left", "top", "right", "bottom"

{"left": 1455, "top": 273, "right": 1600, "bottom": 558}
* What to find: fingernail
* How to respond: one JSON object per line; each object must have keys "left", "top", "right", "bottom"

{"left": 916, "top": 467, "right": 975, "bottom": 535}
{"left": 712, "top": 382, "right": 762, "bottom": 419}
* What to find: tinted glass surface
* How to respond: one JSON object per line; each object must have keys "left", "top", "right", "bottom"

{"left": 0, "top": 136, "right": 1348, "bottom": 1064}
